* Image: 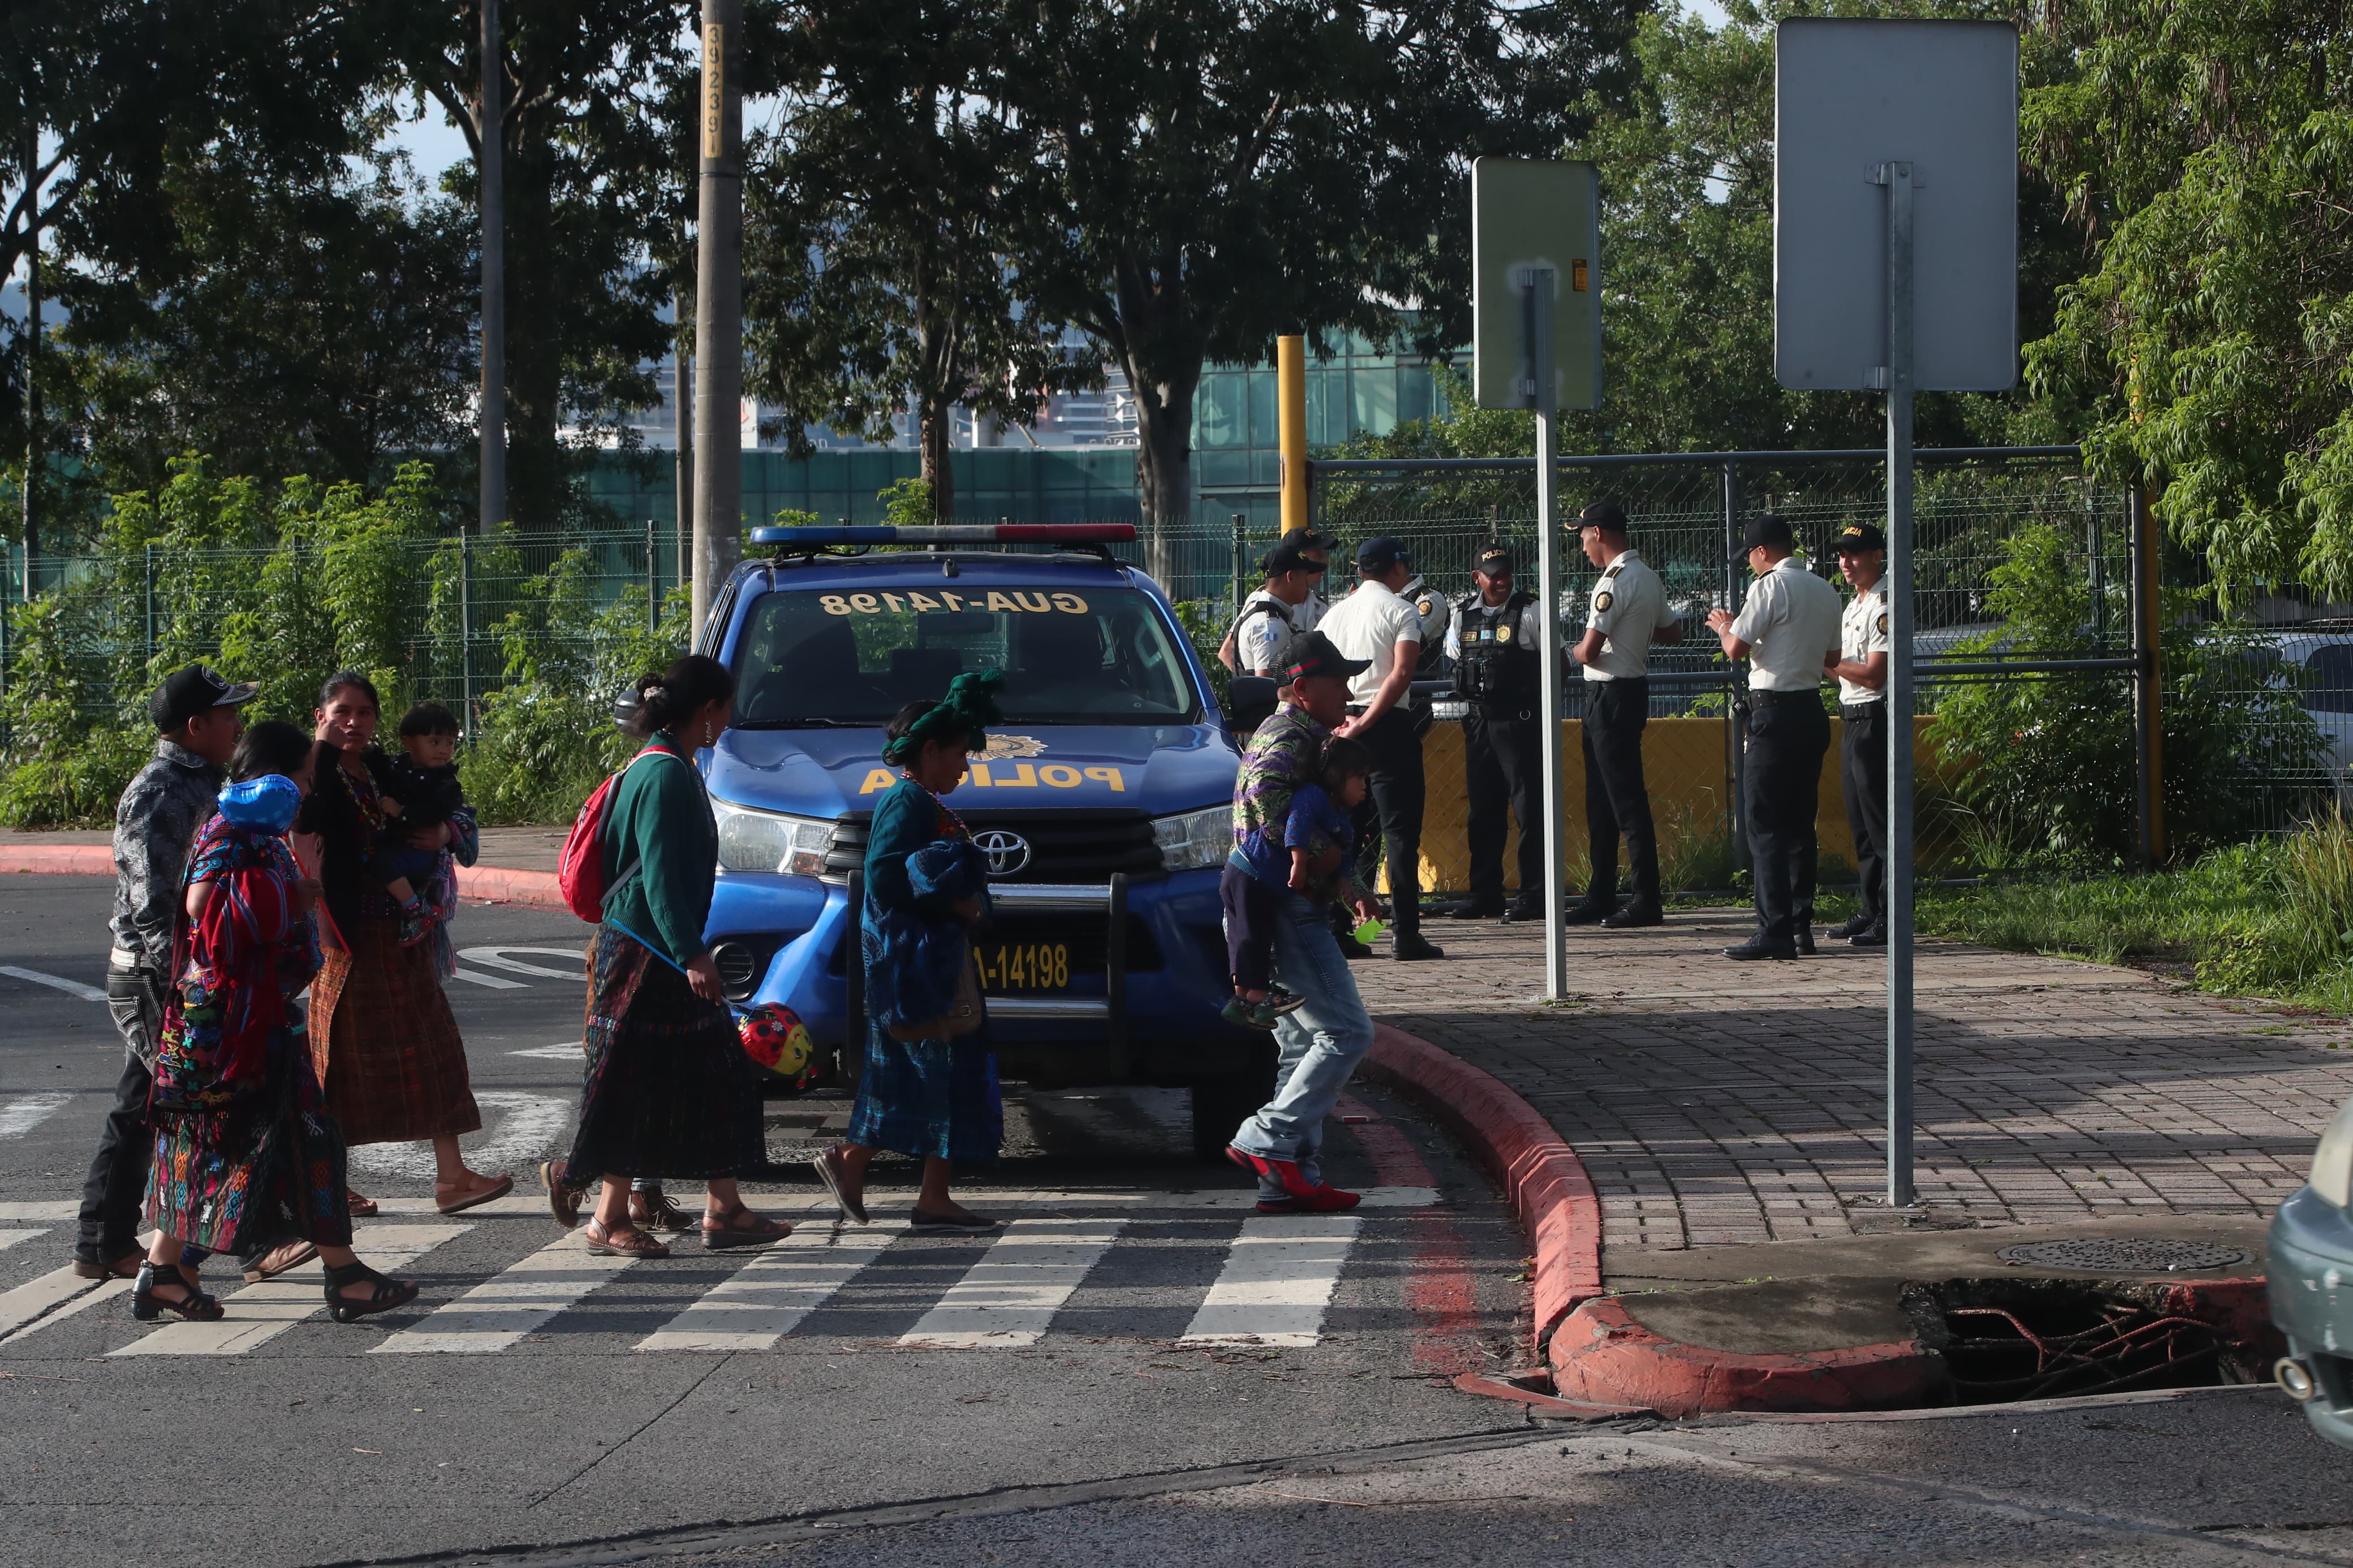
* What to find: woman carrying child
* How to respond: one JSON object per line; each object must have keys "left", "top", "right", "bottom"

{"left": 137, "top": 720, "right": 421, "bottom": 1323}
{"left": 299, "top": 672, "right": 508, "bottom": 1217}
{"left": 1219, "top": 736, "right": 1372, "bottom": 1030}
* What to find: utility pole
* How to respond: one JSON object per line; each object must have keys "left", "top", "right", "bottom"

{"left": 691, "top": 0, "right": 744, "bottom": 635}
{"left": 477, "top": 0, "right": 506, "bottom": 533}
{"left": 673, "top": 285, "right": 693, "bottom": 604}
{"left": 19, "top": 119, "right": 40, "bottom": 599}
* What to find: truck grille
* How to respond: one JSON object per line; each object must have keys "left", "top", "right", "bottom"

{"left": 824, "top": 810, "right": 1161, "bottom": 883}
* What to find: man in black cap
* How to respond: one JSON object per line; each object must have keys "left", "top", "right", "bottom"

{"left": 1218, "top": 528, "right": 1341, "bottom": 671}
{"left": 1320, "top": 535, "right": 1443, "bottom": 960}
{"left": 1221, "top": 537, "right": 1329, "bottom": 677}
{"left": 1568, "top": 501, "right": 1683, "bottom": 929}
{"left": 1445, "top": 543, "right": 1544, "bottom": 919}
{"left": 75, "top": 666, "right": 297, "bottom": 1282}
{"left": 1705, "top": 517, "right": 1845, "bottom": 960}
{"left": 1826, "top": 521, "right": 1893, "bottom": 947}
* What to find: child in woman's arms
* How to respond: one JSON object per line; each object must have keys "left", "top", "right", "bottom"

{"left": 369, "top": 702, "right": 467, "bottom": 947}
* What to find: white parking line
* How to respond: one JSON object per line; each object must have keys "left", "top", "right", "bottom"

{"left": 0, "top": 1267, "right": 128, "bottom": 1345}
{"left": 0, "top": 966, "right": 106, "bottom": 1002}
{"left": 637, "top": 1222, "right": 903, "bottom": 1351}
{"left": 898, "top": 1219, "right": 1125, "bottom": 1349}
{"left": 0, "top": 1092, "right": 74, "bottom": 1140}
{"left": 0, "top": 1227, "right": 48, "bottom": 1254}
{"left": 459, "top": 947, "right": 585, "bottom": 980}
{"left": 110, "top": 1224, "right": 470, "bottom": 1356}
{"left": 508, "top": 1042, "right": 584, "bottom": 1060}
{"left": 351, "top": 1091, "right": 570, "bottom": 1182}
{"left": 1179, "top": 1215, "right": 1361, "bottom": 1346}
{"left": 450, "top": 968, "right": 526, "bottom": 990}
{"left": 372, "top": 1230, "right": 636, "bottom": 1354}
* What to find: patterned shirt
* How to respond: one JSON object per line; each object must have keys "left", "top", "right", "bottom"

{"left": 110, "top": 739, "right": 227, "bottom": 973}
{"left": 1230, "top": 703, "right": 1331, "bottom": 885}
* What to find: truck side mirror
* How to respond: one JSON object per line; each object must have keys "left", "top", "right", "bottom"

{"left": 1226, "top": 675, "right": 1278, "bottom": 737}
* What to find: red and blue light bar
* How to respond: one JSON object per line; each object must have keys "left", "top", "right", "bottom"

{"left": 747, "top": 522, "right": 1139, "bottom": 546}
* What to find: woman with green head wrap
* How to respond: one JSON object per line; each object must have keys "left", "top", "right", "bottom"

{"left": 811, "top": 670, "right": 1007, "bottom": 1228}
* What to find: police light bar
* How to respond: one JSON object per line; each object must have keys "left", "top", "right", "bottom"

{"left": 747, "top": 522, "right": 1138, "bottom": 546}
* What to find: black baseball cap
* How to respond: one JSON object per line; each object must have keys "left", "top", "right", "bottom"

{"left": 1262, "top": 538, "right": 1328, "bottom": 577}
{"left": 149, "top": 664, "right": 258, "bottom": 732}
{"left": 1475, "top": 545, "right": 1514, "bottom": 577}
{"left": 1834, "top": 521, "right": 1887, "bottom": 553}
{"left": 1355, "top": 535, "right": 1410, "bottom": 572}
{"left": 1734, "top": 515, "right": 1796, "bottom": 559}
{"left": 1294, "top": 529, "right": 1341, "bottom": 552}
{"left": 1279, "top": 630, "right": 1371, "bottom": 684}
{"left": 1579, "top": 501, "right": 1630, "bottom": 534}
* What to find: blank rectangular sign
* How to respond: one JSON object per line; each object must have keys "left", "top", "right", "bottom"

{"left": 1774, "top": 19, "right": 2018, "bottom": 392}
{"left": 1471, "top": 158, "right": 1601, "bottom": 412}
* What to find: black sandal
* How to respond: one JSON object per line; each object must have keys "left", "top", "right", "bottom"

{"left": 324, "top": 1260, "right": 421, "bottom": 1323}
{"left": 132, "top": 1262, "right": 224, "bottom": 1322}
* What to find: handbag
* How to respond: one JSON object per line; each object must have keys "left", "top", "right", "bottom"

{"left": 886, "top": 934, "right": 986, "bottom": 1042}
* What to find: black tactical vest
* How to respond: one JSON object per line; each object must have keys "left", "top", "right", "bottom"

{"left": 1451, "top": 589, "right": 1538, "bottom": 712}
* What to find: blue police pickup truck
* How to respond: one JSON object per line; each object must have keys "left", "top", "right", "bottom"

{"left": 689, "top": 522, "right": 1272, "bottom": 1157}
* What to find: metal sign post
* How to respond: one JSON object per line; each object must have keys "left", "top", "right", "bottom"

{"left": 1471, "top": 158, "right": 1600, "bottom": 1003}
{"left": 1774, "top": 19, "right": 2017, "bottom": 1209}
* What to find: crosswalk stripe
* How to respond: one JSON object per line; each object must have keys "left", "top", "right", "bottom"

{"left": 450, "top": 967, "right": 526, "bottom": 990}
{"left": 898, "top": 1219, "right": 1125, "bottom": 1350}
{"left": 0, "top": 1092, "right": 75, "bottom": 1139}
{"left": 458, "top": 947, "right": 586, "bottom": 980}
{"left": 0, "top": 1267, "right": 129, "bottom": 1344}
{"left": 636, "top": 1222, "right": 903, "bottom": 1352}
{"left": 0, "top": 966, "right": 107, "bottom": 1002}
{"left": 109, "top": 1224, "right": 471, "bottom": 1357}
{"left": 1179, "top": 1215, "right": 1361, "bottom": 1347}
{"left": 0, "top": 1226, "right": 46, "bottom": 1252}
{"left": 371, "top": 1230, "right": 636, "bottom": 1354}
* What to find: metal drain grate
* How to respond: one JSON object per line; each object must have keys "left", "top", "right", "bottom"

{"left": 1994, "top": 1237, "right": 2249, "bottom": 1273}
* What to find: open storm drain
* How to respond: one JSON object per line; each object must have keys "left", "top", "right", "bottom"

{"left": 1902, "top": 1278, "right": 2270, "bottom": 1405}
{"left": 1993, "top": 1237, "right": 2250, "bottom": 1273}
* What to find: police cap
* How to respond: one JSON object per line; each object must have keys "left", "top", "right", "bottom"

{"left": 1473, "top": 545, "right": 1514, "bottom": 579}
{"left": 1734, "top": 515, "right": 1796, "bottom": 559}
{"left": 1261, "top": 538, "right": 1329, "bottom": 578}
{"left": 1833, "top": 521, "right": 1887, "bottom": 554}
{"left": 1355, "top": 535, "right": 1410, "bottom": 573}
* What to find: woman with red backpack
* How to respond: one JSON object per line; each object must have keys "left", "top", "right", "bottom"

{"left": 559, "top": 654, "right": 785, "bottom": 1258}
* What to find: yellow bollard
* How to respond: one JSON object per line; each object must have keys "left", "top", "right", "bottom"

{"left": 1278, "top": 335, "right": 1307, "bottom": 535}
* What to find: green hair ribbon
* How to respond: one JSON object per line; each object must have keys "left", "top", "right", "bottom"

{"left": 882, "top": 668, "right": 1006, "bottom": 766}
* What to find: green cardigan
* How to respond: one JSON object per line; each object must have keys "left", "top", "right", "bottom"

{"left": 600, "top": 733, "right": 716, "bottom": 968}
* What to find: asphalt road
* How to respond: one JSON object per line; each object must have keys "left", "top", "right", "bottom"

{"left": 7, "top": 876, "right": 2353, "bottom": 1567}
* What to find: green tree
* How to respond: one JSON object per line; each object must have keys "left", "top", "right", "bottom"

{"left": 1000, "top": 0, "right": 1639, "bottom": 575}
{"left": 2024, "top": 0, "right": 2353, "bottom": 601}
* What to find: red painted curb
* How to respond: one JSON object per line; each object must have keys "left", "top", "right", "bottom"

{"left": 1546, "top": 1295, "right": 1938, "bottom": 1418}
{"left": 453, "top": 865, "right": 570, "bottom": 912}
{"left": 1364, "top": 1021, "right": 1603, "bottom": 1349}
{"left": 1, "top": 845, "right": 114, "bottom": 875}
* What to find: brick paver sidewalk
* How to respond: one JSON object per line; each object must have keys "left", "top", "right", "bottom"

{"left": 1355, "top": 909, "right": 2353, "bottom": 1260}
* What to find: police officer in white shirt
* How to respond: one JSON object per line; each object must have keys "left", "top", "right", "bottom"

{"left": 1222, "top": 537, "right": 1330, "bottom": 677}
{"left": 1397, "top": 551, "right": 1453, "bottom": 696}
{"left": 1825, "top": 521, "right": 1892, "bottom": 948}
{"left": 1321, "top": 535, "right": 1443, "bottom": 961}
{"left": 1704, "top": 515, "right": 1845, "bottom": 961}
{"left": 1568, "top": 502, "right": 1683, "bottom": 929}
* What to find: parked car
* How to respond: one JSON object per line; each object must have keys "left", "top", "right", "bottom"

{"left": 2269, "top": 1097, "right": 2353, "bottom": 1448}
{"left": 2241, "top": 630, "right": 2353, "bottom": 779}
{"left": 691, "top": 522, "right": 1266, "bottom": 1158}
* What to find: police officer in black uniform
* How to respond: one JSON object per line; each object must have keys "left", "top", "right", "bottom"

{"left": 1446, "top": 545, "right": 1545, "bottom": 919}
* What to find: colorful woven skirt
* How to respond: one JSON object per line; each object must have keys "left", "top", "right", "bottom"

{"left": 847, "top": 1027, "right": 1003, "bottom": 1164}
{"left": 309, "top": 914, "right": 482, "bottom": 1147}
{"left": 148, "top": 1027, "right": 354, "bottom": 1255}
{"left": 566, "top": 923, "right": 764, "bottom": 1181}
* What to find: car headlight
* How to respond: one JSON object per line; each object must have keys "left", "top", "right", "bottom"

{"left": 2313, "top": 1099, "right": 2353, "bottom": 1208}
{"left": 1153, "top": 805, "right": 1231, "bottom": 873}
{"left": 713, "top": 798, "right": 837, "bottom": 879}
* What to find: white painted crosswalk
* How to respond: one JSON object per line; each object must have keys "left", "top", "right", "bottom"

{"left": 0, "top": 1092, "right": 75, "bottom": 1140}
{"left": 0, "top": 1186, "right": 1441, "bottom": 1356}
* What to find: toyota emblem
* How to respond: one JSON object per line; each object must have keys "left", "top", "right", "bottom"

{"left": 973, "top": 829, "right": 1033, "bottom": 878}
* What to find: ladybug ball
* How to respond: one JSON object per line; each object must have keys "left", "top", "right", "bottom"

{"left": 738, "top": 1002, "right": 813, "bottom": 1078}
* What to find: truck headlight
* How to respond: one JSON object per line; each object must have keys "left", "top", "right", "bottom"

{"left": 1153, "top": 805, "right": 1231, "bottom": 874}
{"left": 2313, "top": 1099, "right": 2353, "bottom": 1208}
{"left": 713, "top": 798, "right": 837, "bottom": 879}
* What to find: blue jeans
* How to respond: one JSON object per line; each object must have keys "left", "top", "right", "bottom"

{"left": 1227, "top": 892, "right": 1375, "bottom": 1199}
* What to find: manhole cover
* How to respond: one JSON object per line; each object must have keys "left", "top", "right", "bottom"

{"left": 1994, "top": 1237, "right": 2248, "bottom": 1273}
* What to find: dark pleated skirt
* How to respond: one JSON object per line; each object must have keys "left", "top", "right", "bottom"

{"left": 566, "top": 923, "right": 764, "bottom": 1181}
{"left": 148, "top": 1026, "right": 354, "bottom": 1255}
{"left": 309, "top": 914, "right": 482, "bottom": 1146}
{"left": 846, "top": 1026, "right": 1003, "bottom": 1164}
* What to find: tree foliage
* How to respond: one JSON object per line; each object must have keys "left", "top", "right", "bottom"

{"left": 2024, "top": 0, "right": 2353, "bottom": 603}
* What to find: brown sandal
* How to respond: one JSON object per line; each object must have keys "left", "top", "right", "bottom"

{"left": 345, "top": 1188, "right": 379, "bottom": 1218}
{"left": 436, "top": 1172, "right": 514, "bottom": 1215}
{"left": 700, "top": 1209, "right": 791, "bottom": 1251}
{"left": 581, "top": 1220, "right": 670, "bottom": 1259}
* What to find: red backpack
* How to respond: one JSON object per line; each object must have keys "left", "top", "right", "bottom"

{"left": 557, "top": 748, "right": 681, "bottom": 922}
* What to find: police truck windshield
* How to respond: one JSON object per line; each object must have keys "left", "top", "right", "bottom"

{"left": 731, "top": 585, "right": 1201, "bottom": 727}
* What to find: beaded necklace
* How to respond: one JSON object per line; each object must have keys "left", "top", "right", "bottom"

{"left": 900, "top": 769, "right": 971, "bottom": 841}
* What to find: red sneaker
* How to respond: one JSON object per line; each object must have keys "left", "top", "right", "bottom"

{"left": 1296, "top": 1183, "right": 1361, "bottom": 1212}
{"left": 1225, "top": 1145, "right": 1317, "bottom": 1199}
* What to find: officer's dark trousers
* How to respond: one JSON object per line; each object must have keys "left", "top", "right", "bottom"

{"left": 1463, "top": 707, "right": 1541, "bottom": 907}
{"left": 1349, "top": 707, "right": 1427, "bottom": 934}
{"left": 1581, "top": 678, "right": 1660, "bottom": 909}
{"left": 1742, "top": 692, "right": 1831, "bottom": 944}
{"left": 1840, "top": 701, "right": 1891, "bottom": 932}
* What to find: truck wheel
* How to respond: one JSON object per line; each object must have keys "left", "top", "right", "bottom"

{"left": 1190, "top": 1052, "right": 1278, "bottom": 1164}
